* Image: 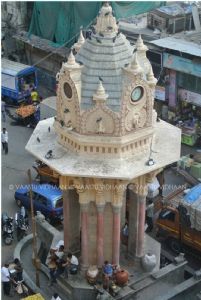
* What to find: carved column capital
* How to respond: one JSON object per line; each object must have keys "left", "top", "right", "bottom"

{"left": 80, "top": 203, "right": 89, "bottom": 212}
{"left": 145, "top": 168, "right": 162, "bottom": 184}
{"left": 94, "top": 178, "right": 106, "bottom": 206}
{"left": 129, "top": 176, "right": 147, "bottom": 196}
{"left": 111, "top": 180, "right": 125, "bottom": 208}
{"left": 112, "top": 205, "right": 122, "bottom": 214}
{"left": 73, "top": 177, "right": 86, "bottom": 194}
{"left": 59, "top": 176, "right": 74, "bottom": 190}
{"left": 96, "top": 204, "right": 105, "bottom": 213}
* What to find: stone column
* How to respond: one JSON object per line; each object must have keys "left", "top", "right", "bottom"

{"left": 127, "top": 178, "right": 147, "bottom": 260}
{"left": 96, "top": 204, "right": 105, "bottom": 268}
{"left": 136, "top": 195, "right": 146, "bottom": 258}
{"left": 62, "top": 189, "right": 71, "bottom": 250}
{"left": 127, "top": 186, "right": 138, "bottom": 257}
{"left": 80, "top": 203, "right": 89, "bottom": 270}
{"left": 112, "top": 206, "right": 121, "bottom": 266}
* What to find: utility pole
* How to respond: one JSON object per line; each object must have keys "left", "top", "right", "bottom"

{"left": 27, "top": 169, "right": 40, "bottom": 287}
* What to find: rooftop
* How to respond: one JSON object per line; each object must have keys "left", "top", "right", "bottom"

{"left": 150, "top": 35, "right": 201, "bottom": 57}
{"left": 26, "top": 117, "right": 181, "bottom": 180}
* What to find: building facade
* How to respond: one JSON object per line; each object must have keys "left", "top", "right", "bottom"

{"left": 26, "top": 3, "right": 181, "bottom": 270}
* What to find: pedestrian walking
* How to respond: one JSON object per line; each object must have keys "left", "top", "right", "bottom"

{"left": 47, "top": 255, "right": 57, "bottom": 286}
{"left": 1, "top": 127, "right": 8, "bottom": 154}
{"left": 1, "top": 263, "right": 12, "bottom": 296}
{"left": 2, "top": 101, "right": 6, "bottom": 122}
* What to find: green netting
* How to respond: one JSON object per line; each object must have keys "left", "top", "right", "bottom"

{"left": 29, "top": 1, "right": 165, "bottom": 47}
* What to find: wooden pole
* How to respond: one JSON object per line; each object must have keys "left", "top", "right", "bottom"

{"left": 27, "top": 169, "right": 40, "bottom": 287}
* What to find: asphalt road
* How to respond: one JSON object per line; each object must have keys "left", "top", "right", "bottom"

{"left": 1, "top": 103, "right": 56, "bottom": 299}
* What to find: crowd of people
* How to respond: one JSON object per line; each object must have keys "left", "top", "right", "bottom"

{"left": 47, "top": 243, "right": 79, "bottom": 287}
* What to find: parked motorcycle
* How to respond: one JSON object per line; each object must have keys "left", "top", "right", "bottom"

{"left": 15, "top": 206, "right": 29, "bottom": 241}
{"left": 2, "top": 212, "right": 14, "bottom": 245}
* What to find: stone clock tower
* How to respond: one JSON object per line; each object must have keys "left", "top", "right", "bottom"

{"left": 26, "top": 3, "right": 181, "bottom": 270}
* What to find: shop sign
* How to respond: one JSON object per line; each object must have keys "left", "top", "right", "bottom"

{"left": 178, "top": 89, "right": 201, "bottom": 106}
{"left": 163, "top": 53, "right": 201, "bottom": 78}
{"left": 155, "top": 85, "right": 165, "bottom": 101}
{"left": 169, "top": 70, "right": 177, "bottom": 107}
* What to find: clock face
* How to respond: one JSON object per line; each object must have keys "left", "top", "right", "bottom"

{"left": 64, "top": 82, "right": 72, "bottom": 99}
{"left": 131, "top": 86, "right": 143, "bottom": 102}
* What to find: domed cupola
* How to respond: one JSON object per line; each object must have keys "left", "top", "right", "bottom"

{"left": 54, "top": 3, "right": 158, "bottom": 158}
{"left": 75, "top": 2, "right": 133, "bottom": 112}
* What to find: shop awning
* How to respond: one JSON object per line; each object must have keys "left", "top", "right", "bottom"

{"left": 150, "top": 37, "right": 201, "bottom": 57}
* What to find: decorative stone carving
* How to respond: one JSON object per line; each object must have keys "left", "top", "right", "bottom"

{"left": 55, "top": 53, "right": 82, "bottom": 134}
{"left": 121, "top": 78, "right": 152, "bottom": 135}
{"left": 96, "top": 117, "right": 105, "bottom": 134}
{"left": 94, "top": 3, "right": 118, "bottom": 35}
{"left": 81, "top": 81, "right": 119, "bottom": 136}
{"left": 125, "top": 108, "right": 147, "bottom": 132}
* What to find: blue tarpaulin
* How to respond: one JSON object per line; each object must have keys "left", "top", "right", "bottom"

{"left": 184, "top": 184, "right": 201, "bottom": 203}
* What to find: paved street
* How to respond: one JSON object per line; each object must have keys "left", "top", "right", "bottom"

{"left": 1, "top": 103, "right": 56, "bottom": 299}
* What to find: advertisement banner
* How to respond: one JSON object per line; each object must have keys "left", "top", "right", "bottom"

{"left": 169, "top": 70, "right": 177, "bottom": 107}
{"left": 155, "top": 86, "right": 166, "bottom": 101}
{"left": 178, "top": 89, "right": 201, "bottom": 106}
{"left": 163, "top": 53, "right": 201, "bottom": 78}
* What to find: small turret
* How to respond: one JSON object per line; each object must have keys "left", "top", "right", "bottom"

{"left": 74, "top": 29, "right": 85, "bottom": 53}
{"left": 93, "top": 80, "right": 108, "bottom": 103}
{"left": 130, "top": 52, "right": 143, "bottom": 75}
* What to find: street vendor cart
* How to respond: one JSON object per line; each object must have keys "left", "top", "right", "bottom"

{"left": 15, "top": 104, "right": 36, "bottom": 126}
{"left": 32, "top": 160, "right": 59, "bottom": 184}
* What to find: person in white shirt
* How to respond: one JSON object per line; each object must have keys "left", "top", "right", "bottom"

{"left": 54, "top": 245, "right": 65, "bottom": 260}
{"left": 1, "top": 263, "right": 11, "bottom": 296}
{"left": 51, "top": 293, "right": 62, "bottom": 300}
{"left": 62, "top": 252, "right": 79, "bottom": 278}
{"left": 1, "top": 127, "right": 8, "bottom": 154}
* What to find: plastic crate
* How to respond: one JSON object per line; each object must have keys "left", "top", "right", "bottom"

{"left": 190, "top": 163, "right": 201, "bottom": 179}
{"left": 181, "top": 133, "right": 197, "bottom": 146}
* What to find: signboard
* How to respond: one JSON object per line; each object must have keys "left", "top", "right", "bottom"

{"left": 178, "top": 89, "right": 201, "bottom": 106}
{"left": 155, "top": 85, "right": 165, "bottom": 101}
{"left": 163, "top": 53, "right": 201, "bottom": 78}
{"left": 169, "top": 70, "right": 177, "bottom": 107}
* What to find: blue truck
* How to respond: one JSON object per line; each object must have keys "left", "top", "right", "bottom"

{"left": 1, "top": 58, "right": 38, "bottom": 105}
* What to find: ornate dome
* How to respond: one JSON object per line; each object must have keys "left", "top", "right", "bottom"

{"left": 54, "top": 3, "right": 157, "bottom": 158}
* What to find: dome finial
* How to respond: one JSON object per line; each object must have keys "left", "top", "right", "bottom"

{"left": 94, "top": 3, "right": 118, "bottom": 35}
{"left": 130, "top": 52, "right": 143, "bottom": 74}
{"left": 136, "top": 34, "right": 148, "bottom": 52}
{"left": 147, "top": 66, "right": 157, "bottom": 87}
{"left": 93, "top": 80, "right": 108, "bottom": 102}
{"left": 67, "top": 50, "right": 76, "bottom": 65}
{"left": 74, "top": 28, "right": 85, "bottom": 53}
